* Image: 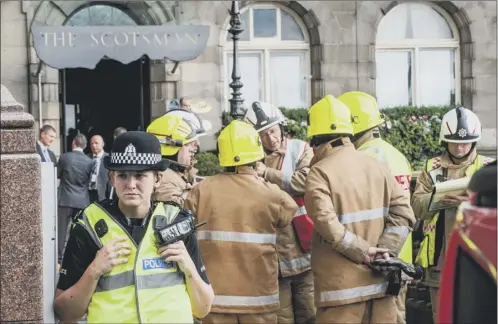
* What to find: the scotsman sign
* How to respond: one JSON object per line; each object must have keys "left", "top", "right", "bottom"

{"left": 32, "top": 24, "right": 210, "bottom": 69}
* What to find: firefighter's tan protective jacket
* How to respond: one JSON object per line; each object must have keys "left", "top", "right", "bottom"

{"left": 185, "top": 166, "right": 297, "bottom": 314}
{"left": 304, "top": 137, "right": 415, "bottom": 307}
{"left": 154, "top": 167, "right": 199, "bottom": 206}
{"left": 264, "top": 138, "right": 314, "bottom": 277}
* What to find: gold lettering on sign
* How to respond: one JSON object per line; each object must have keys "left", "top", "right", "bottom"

{"left": 41, "top": 30, "right": 201, "bottom": 48}
{"left": 42, "top": 32, "right": 75, "bottom": 47}
{"left": 114, "top": 32, "right": 129, "bottom": 46}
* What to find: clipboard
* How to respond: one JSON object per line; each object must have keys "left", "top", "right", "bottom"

{"left": 427, "top": 177, "right": 470, "bottom": 211}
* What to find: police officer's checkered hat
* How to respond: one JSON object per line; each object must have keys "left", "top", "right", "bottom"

{"left": 103, "top": 131, "right": 169, "bottom": 171}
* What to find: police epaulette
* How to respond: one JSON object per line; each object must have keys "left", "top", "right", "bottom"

{"left": 154, "top": 199, "right": 182, "bottom": 209}
{"left": 72, "top": 209, "right": 84, "bottom": 222}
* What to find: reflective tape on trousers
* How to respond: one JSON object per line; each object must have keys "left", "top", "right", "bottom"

{"left": 384, "top": 226, "right": 410, "bottom": 240}
{"left": 319, "top": 282, "right": 388, "bottom": 302}
{"left": 95, "top": 270, "right": 185, "bottom": 292}
{"left": 294, "top": 205, "right": 306, "bottom": 217}
{"left": 279, "top": 254, "right": 311, "bottom": 272}
{"left": 339, "top": 207, "right": 388, "bottom": 225}
{"left": 196, "top": 230, "right": 277, "bottom": 244}
{"left": 214, "top": 294, "right": 279, "bottom": 307}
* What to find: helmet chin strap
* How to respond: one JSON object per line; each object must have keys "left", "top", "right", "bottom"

{"left": 444, "top": 142, "right": 477, "bottom": 162}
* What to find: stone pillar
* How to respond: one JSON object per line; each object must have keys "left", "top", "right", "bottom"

{"left": 150, "top": 61, "right": 180, "bottom": 120}
{"left": 0, "top": 84, "right": 43, "bottom": 322}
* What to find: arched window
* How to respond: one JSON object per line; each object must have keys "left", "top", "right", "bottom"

{"left": 66, "top": 4, "right": 137, "bottom": 26}
{"left": 223, "top": 4, "right": 310, "bottom": 109}
{"left": 375, "top": 2, "right": 460, "bottom": 108}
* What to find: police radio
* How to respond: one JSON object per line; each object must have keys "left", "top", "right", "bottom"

{"left": 153, "top": 209, "right": 206, "bottom": 246}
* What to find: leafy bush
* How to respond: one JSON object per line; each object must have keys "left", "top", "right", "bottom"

{"left": 195, "top": 151, "right": 224, "bottom": 176}
{"left": 196, "top": 106, "right": 450, "bottom": 174}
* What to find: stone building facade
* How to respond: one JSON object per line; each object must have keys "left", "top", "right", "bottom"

{"left": 1, "top": 0, "right": 496, "bottom": 155}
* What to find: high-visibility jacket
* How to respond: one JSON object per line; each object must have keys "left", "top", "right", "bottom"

{"left": 78, "top": 202, "right": 193, "bottom": 323}
{"left": 415, "top": 155, "right": 490, "bottom": 268}
{"left": 358, "top": 137, "right": 413, "bottom": 263}
{"left": 279, "top": 139, "right": 314, "bottom": 256}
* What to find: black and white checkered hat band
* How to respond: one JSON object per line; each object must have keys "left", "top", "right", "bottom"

{"left": 110, "top": 152, "right": 162, "bottom": 165}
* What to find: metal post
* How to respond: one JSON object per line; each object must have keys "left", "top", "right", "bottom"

{"left": 228, "top": 1, "right": 244, "bottom": 120}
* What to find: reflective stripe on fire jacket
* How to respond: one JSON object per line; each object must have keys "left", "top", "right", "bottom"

{"left": 196, "top": 229, "right": 279, "bottom": 307}
{"left": 415, "top": 155, "right": 493, "bottom": 268}
{"left": 78, "top": 202, "right": 193, "bottom": 324}
{"left": 358, "top": 137, "right": 413, "bottom": 263}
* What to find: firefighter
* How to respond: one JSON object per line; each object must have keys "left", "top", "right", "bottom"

{"left": 412, "top": 107, "right": 495, "bottom": 322}
{"left": 54, "top": 131, "right": 214, "bottom": 323}
{"left": 184, "top": 120, "right": 298, "bottom": 324}
{"left": 244, "top": 102, "right": 315, "bottom": 324}
{"left": 338, "top": 91, "right": 413, "bottom": 324}
{"left": 304, "top": 94, "right": 416, "bottom": 323}
{"left": 162, "top": 108, "right": 210, "bottom": 183}
{"left": 146, "top": 114, "right": 200, "bottom": 206}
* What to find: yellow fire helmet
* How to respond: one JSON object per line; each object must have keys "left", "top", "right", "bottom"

{"left": 218, "top": 120, "right": 264, "bottom": 167}
{"left": 146, "top": 115, "right": 198, "bottom": 157}
{"left": 307, "top": 94, "right": 354, "bottom": 138}
{"left": 338, "top": 91, "right": 385, "bottom": 135}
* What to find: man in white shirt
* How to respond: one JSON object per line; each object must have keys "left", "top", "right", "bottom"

{"left": 36, "top": 125, "right": 57, "bottom": 165}
{"left": 88, "top": 135, "right": 109, "bottom": 202}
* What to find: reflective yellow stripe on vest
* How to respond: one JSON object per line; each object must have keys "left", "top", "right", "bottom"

{"left": 415, "top": 155, "right": 489, "bottom": 268}
{"left": 197, "top": 229, "right": 279, "bottom": 307}
{"left": 359, "top": 138, "right": 413, "bottom": 263}
{"left": 84, "top": 202, "right": 193, "bottom": 324}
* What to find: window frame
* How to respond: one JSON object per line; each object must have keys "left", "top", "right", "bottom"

{"left": 222, "top": 3, "right": 311, "bottom": 111}
{"left": 375, "top": 2, "right": 461, "bottom": 107}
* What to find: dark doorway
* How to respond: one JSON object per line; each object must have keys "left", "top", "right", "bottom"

{"left": 60, "top": 57, "right": 150, "bottom": 153}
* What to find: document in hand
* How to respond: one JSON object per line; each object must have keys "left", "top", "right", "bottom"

{"left": 427, "top": 177, "right": 470, "bottom": 211}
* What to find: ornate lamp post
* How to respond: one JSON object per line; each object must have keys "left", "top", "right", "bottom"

{"left": 227, "top": 1, "right": 245, "bottom": 120}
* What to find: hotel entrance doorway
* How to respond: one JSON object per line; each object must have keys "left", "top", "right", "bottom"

{"left": 60, "top": 57, "right": 150, "bottom": 153}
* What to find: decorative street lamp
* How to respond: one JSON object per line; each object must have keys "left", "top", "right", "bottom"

{"left": 227, "top": 1, "right": 245, "bottom": 120}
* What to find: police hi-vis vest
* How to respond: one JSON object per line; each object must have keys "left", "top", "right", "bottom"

{"left": 358, "top": 137, "right": 413, "bottom": 263}
{"left": 79, "top": 202, "right": 193, "bottom": 324}
{"left": 279, "top": 138, "right": 313, "bottom": 266}
{"left": 415, "top": 155, "right": 493, "bottom": 268}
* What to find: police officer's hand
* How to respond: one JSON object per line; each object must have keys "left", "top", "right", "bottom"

{"left": 363, "top": 247, "right": 390, "bottom": 264}
{"left": 90, "top": 236, "right": 131, "bottom": 278}
{"left": 158, "top": 241, "right": 196, "bottom": 277}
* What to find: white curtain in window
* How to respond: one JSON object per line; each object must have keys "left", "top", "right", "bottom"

{"left": 376, "top": 51, "right": 412, "bottom": 108}
{"left": 227, "top": 53, "right": 262, "bottom": 105}
{"left": 270, "top": 52, "right": 305, "bottom": 108}
{"left": 418, "top": 49, "right": 454, "bottom": 106}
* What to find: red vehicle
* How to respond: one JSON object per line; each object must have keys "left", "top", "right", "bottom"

{"left": 438, "top": 161, "right": 497, "bottom": 324}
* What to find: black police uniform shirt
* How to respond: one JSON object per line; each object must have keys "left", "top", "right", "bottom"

{"left": 58, "top": 200, "right": 209, "bottom": 290}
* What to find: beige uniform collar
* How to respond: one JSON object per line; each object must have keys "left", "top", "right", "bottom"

{"left": 353, "top": 129, "right": 378, "bottom": 149}
{"left": 439, "top": 149, "right": 477, "bottom": 169}
{"left": 311, "top": 137, "right": 354, "bottom": 166}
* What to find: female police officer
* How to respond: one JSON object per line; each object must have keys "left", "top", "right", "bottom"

{"left": 54, "top": 131, "right": 214, "bottom": 323}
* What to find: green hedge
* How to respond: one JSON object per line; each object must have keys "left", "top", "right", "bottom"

{"left": 196, "top": 106, "right": 451, "bottom": 175}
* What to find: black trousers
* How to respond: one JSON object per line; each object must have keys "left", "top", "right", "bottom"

{"left": 57, "top": 206, "right": 81, "bottom": 263}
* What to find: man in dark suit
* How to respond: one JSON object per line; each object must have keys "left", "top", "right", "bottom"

{"left": 36, "top": 124, "right": 57, "bottom": 165}
{"left": 57, "top": 134, "right": 93, "bottom": 263}
{"left": 88, "top": 135, "right": 110, "bottom": 203}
